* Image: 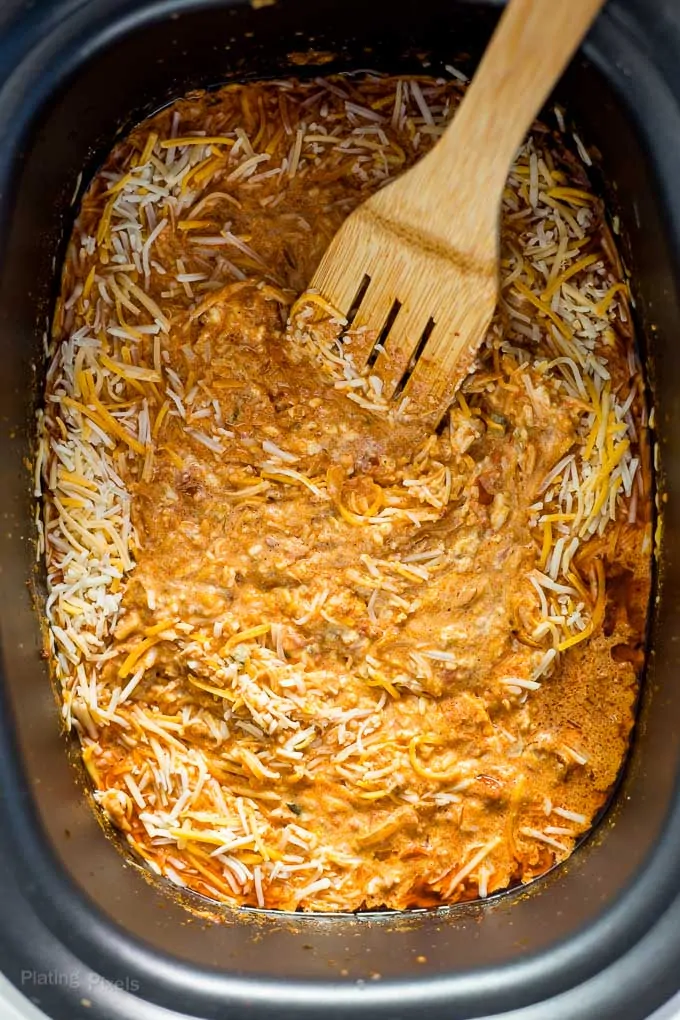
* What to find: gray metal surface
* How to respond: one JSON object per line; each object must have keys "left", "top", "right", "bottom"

{"left": 0, "top": 972, "right": 677, "bottom": 1020}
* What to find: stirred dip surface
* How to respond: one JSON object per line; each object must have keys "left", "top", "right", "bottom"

{"left": 38, "top": 73, "right": 652, "bottom": 912}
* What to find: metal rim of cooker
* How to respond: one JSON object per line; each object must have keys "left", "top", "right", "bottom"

{"left": 0, "top": 0, "right": 679, "bottom": 1018}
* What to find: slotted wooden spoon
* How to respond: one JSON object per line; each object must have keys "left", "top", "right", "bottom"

{"left": 309, "top": 0, "right": 605, "bottom": 421}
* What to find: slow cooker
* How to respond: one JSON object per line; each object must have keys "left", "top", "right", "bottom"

{"left": 0, "top": 0, "right": 679, "bottom": 1018}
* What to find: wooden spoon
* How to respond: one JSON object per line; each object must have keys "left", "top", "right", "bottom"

{"left": 307, "top": 0, "right": 605, "bottom": 422}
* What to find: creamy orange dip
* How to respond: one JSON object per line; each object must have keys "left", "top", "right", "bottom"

{"left": 39, "top": 73, "right": 651, "bottom": 912}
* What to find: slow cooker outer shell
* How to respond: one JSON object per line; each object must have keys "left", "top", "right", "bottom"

{"left": 0, "top": 1, "right": 679, "bottom": 1018}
